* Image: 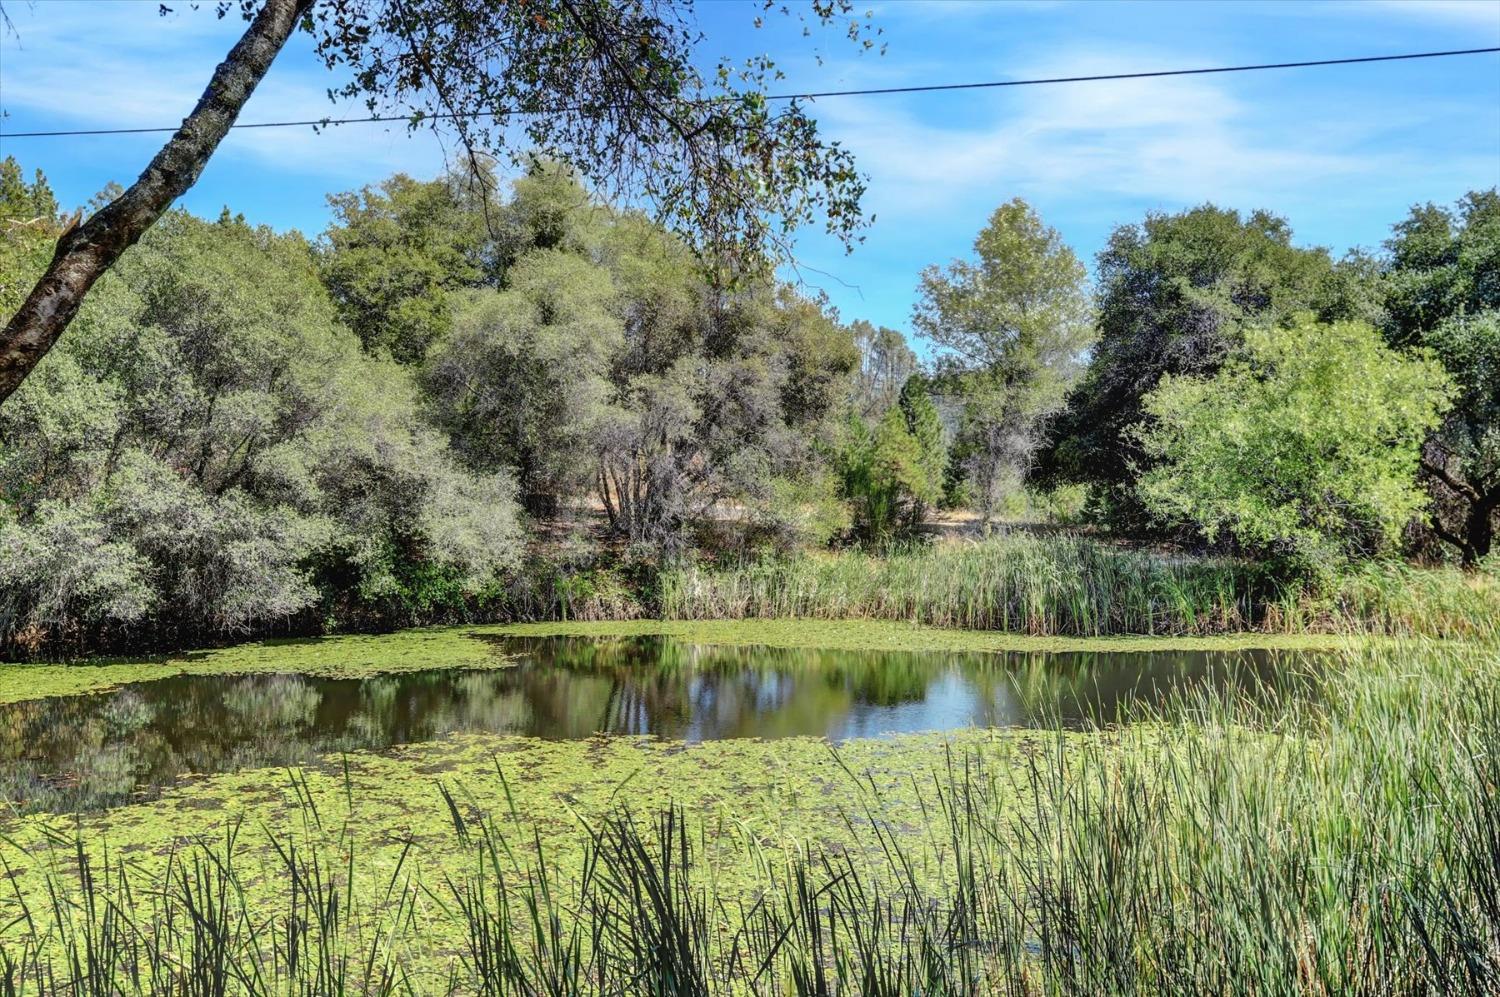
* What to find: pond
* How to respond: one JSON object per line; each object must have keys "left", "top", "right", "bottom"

{"left": 0, "top": 634, "right": 1323, "bottom": 813}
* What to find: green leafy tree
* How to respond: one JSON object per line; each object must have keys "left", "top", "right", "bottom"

{"left": 1134, "top": 317, "right": 1451, "bottom": 577}
{"left": 0, "top": 158, "right": 59, "bottom": 323}
{"left": 1382, "top": 190, "right": 1499, "bottom": 566}
{"left": 0, "top": 157, "right": 57, "bottom": 224}
{"left": 595, "top": 287, "right": 857, "bottom": 552}
{"left": 410, "top": 168, "right": 859, "bottom": 552}
{"left": 898, "top": 374, "right": 947, "bottom": 526}
{"left": 320, "top": 170, "right": 494, "bottom": 362}
{"left": 1041, "top": 204, "right": 1345, "bottom": 527}
{"left": 914, "top": 199, "right": 1092, "bottom": 531}
{"left": 837, "top": 381, "right": 943, "bottom": 547}
{"left": 425, "top": 250, "right": 621, "bottom": 515}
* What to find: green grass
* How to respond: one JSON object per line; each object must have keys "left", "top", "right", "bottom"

{"left": 1, "top": 635, "right": 1495, "bottom": 993}
{"left": 661, "top": 534, "right": 1500, "bottom": 640}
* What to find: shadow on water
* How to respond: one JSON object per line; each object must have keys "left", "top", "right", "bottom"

{"left": 0, "top": 634, "right": 1325, "bottom": 814}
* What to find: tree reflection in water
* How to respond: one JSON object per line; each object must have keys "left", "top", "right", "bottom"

{"left": 0, "top": 635, "right": 1321, "bottom": 813}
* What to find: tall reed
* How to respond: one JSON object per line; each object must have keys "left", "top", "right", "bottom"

{"left": 661, "top": 534, "right": 1500, "bottom": 639}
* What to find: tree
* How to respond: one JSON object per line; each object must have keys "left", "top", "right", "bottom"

{"left": 1039, "top": 204, "right": 1344, "bottom": 527}
{"left": 849, "top": 320, "right": 917, "bottom": 419}
{"left": 836, "top": 376, "right": 944, "bottom": 546}
{"left": 1420, "top": 312, "right": 1500, "bottom": 565}
{"left": 405, "top": 165, "right": 859, "bottom": 551}
{"left": 898, "top": 373, "right": 947, "bottom": 527}
{"left": 0, "top": 159, "right": 60, "bottom": 323}
{"left": 0, "top": 0, "right": 876, "bottom": 403}
{"left": 913, "top": 199, "right": 1092, "bottom": 531}
{"left": 1133, "top": 317, "right": 1451, "bottom": 577}
{"left": 425, "top": 250, "right": 621, "bottom": 515}
{"left": 595, "top": 287, "right": 858, "bottom": 553}
{"left": 0, "top": 205, "right": 522, "bottom": 650}
{"left": 320, "top": 170, "right": 495, "bottom": 363}
{"left": 0, "top": 0, "right": 311, "bottom": 404}
{"left": 595, "top": 361, "right": 704, "bottom": 550}
{"left": 1382, "top": 190, "right": 1499, "bottom": 566}
{"left": 0, "top": 158, "right": 57, "bottom": 226}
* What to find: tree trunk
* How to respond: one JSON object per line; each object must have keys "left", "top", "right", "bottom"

{"left": 1463, "top": 489, "right": 1498, "bottom": 568}
{"left": 0, "top": 0, "right": 311, "bottom": 405}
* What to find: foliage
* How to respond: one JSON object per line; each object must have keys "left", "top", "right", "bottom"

{"left": 1382, "top": 189, "right": 1500, "bottom": 565}
{"left": 1134, "top": 317, "right": 1451, "bottom": 576}
{"left": 0, "top": 209, "right": 522, "bottom": 653}
{"left": 898, "top": 373, "right": 947, "bottom": 516}
{"left": 1041, "top": 205, "right": 1346, "bottom": 525}
{"left": 7, "top": 155, "right": 1492, "bottom": 654}
{"left": 836, "top": 376, "right": 945, "bottom": 546}
{"left": 395, "top": 164, "right": 859, "bottom": 549}
{"left": 0, "top": 158, "right": 59, "bottom": 322}
{"left": 914, "top": 199, "right": 1093, "bottom": 530}
{"left": 426, "top": 252, "right": 621, "bottom": 514}
{"left": 298, "top": 0, "right": 878, "bottom": 275}
{"left": 848, "top": 319, "right": 917, "bottom": 418}
{"left": 754, "top": 472, "right": 852, "bottom": 552}
{"left": 319, "top": 169, "right": 496, "bottom": 362}
{"left": 1419, "top": 310, "right": 1500, "bottom": 563}
{"left": 0, "top": 157, "right": 57, "bottom": 223}
{"left": 992, "top": 482, "right": 1089, "bottom": 525}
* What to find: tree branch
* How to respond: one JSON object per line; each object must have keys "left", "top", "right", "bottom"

{"left": 1429, "top": 518, "right": 1471, "bottom": 557}
{"left": 1421, "top": 457, "right": 1483, "bottom": 505}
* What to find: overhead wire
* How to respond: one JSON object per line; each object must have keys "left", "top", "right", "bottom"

{"left": 1, "top": 46, "right": 1496, "bottom": 139}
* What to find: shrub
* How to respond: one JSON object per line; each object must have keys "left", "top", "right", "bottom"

{"left": 1134, "top": 316, "right": 1451, "bottom": 578}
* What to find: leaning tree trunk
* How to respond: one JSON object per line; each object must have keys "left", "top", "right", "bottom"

{"left": 0, "top": 0, "right": 311, "bottom": 405}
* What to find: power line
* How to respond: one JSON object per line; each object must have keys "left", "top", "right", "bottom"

{"left": 1, "top": 46, "right": 1497, "bottom": 139}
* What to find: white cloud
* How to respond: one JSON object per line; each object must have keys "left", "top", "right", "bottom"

{"left": 804, "top": 43, "right": 1494, "bottom": 224}
{"left": 0, "top": 2, "right": 446, "bottom": 182}
{"left": 1365, "top": 0, "right": 1500, "bottom": 31}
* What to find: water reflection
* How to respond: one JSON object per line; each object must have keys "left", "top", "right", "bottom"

{"left": 0, "top": 635, "right": 1322, "bottom": 814}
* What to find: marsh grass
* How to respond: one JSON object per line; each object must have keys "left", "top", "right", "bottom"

{"left": 660, "top": 534, "right": 1500, "bottom": 640}
{"left": 2, "top": 642, "right": 1496, "bottom": 994}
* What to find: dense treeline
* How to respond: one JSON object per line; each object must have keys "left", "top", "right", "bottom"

{"left": 0, "top": 159, "right": 925, "bottom": 654}
{"left": 0, "top": 155, "right": 1495, "bottom": 655}
{"left": 0, "top": 172, "right": 526, "bottom": 652}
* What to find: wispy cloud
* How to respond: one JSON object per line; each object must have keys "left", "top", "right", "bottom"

{"left": 807, "top": 43, "right": 1493, "bottom": 224}
{"left": 0, "top": 3, "right": 445, "bottom": 182}
{"left": 1365, "top": 0, "right": 1500, "bottom": 31}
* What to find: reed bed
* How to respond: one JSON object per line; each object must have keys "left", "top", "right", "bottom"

{"left": 2, "top": 640, "right": 1496, "bottom": 994}
{"left": 660, "top": 534, "right": 1500, "bottom": 639}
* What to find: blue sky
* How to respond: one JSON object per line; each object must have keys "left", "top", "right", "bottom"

{"left": 2, "top": 0, "right": 1498, "bottom": 339}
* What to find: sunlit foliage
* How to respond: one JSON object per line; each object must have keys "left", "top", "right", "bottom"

{"left": 1135, "top": 317, "right": 1451, "bottom": 576}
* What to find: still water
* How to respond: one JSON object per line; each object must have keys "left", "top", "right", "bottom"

{"left": 0, "top": 634, "right": 1322, "bottom": 813}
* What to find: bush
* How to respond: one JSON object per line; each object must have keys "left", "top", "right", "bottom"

{"left": 1134, "top": 316, "right": 1451, "bottom": 578}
